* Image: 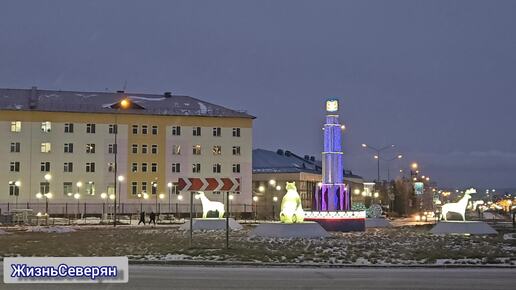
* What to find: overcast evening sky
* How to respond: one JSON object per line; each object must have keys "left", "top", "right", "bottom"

{"left": 1, "top": 0, "right": 515, "bottom": 189}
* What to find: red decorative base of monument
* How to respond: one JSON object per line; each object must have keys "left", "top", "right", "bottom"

{"left": 303, "top": 211, "right": 366, "bottom": 232}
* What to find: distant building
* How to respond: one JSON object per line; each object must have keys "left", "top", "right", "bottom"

{"left": 252, "top": 148, "right": 364, "bottom": 217}
{"left": 0, "top": 87, "right": 253, "bottom": 214}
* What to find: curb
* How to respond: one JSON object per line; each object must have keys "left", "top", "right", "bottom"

{"left": 128, "top": 259, "right": 516, "bottom": 269}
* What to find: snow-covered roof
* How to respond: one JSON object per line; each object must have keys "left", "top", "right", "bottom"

{"left": 0, "top": 87, "right": 254, "bottom": 118}
{"left": 253, "top": 148, "right": 363, "bottom": 179}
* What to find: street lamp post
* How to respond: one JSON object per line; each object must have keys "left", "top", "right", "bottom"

{"left": 253, "top": 196, "right": 259, "bottom": 221}
{"left": 167, "top": 182, "right": 173, "bottom": 214}
{"left": 361, "top": 144, "right": 396, "bottom": 182}
{"left": 272, "top": 196, "right": 278, "bottom": 220}
{"left": 74, "top": 193, "right": 80, "bottom": 220}
{"left": 100, "top": 192, "right": 107, "bottom": 220}
{"left": 176, "top": 194, "right": 183, "bottom": 217}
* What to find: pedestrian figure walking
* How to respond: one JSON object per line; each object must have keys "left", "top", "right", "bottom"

{"left": 138, "top": 211, "right": 146, "bottom": 225}
{"left": 149, "top": 211, "right": 156, "bottom": 226}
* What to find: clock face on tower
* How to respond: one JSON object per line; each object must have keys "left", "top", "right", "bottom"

{"left": 326, "top": 99, "right": 339, "bottom": 112}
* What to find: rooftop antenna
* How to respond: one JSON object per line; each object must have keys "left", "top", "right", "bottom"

{"left": 122, "top": 80, "right": 127, "bottom": 92}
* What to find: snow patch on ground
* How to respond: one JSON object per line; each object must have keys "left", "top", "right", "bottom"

{"left": 26, "top": 226, "right": 77, "bottom": 233}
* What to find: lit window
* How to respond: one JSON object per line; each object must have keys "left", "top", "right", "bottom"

{"left": 193, "top": 145, "right": 201, "bottom": 155}
{"left": 10, "top": 121, "right": 21, "bottom": 132}
{"left": 8, "top": 181, "right": 20, "bottom": 196}
{"left": 212, "top": 145, "right": 222, "bottom": 155}
{"left": 63, "top": 182, "right": 73, "bottom": 196}
{"left": 41, "top": 143, "right": 51, "bottom": 153}
{"left": 212, "top": 163, "right": 221, "bottom": 173}
{"left": 86, "top": 144, "right": 96, "bottom": 154}
{"left": 41, "top": 121, "right": 52, "bottom": 133}
{"left": 86, "top": 182, "right": 95, "bottom": 195}
{"left": 232, "top": 146, "right": 241, "bottom": 156}
{"left": 172, "top": 145, "right": 181, "bottom": 155}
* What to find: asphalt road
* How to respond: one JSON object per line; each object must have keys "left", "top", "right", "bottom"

{"left": 1, "top": 265, "right": 515, "bottom": 290}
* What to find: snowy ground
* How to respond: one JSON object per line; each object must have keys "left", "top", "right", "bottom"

{"left": 0, "top": 225, "right": 515, "bottom": 266}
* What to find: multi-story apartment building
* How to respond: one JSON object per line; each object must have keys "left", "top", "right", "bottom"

{"left": 0, "top": 87, "right": 253, "bottom": 214}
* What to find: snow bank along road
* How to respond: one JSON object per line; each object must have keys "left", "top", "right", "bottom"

{"left": 1, "top": 265, "right": 515, "bottom": 289}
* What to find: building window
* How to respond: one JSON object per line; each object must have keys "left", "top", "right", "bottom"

{"left": 132, "top": 144, "right": 138, "bottom": 154}
{"left": 63, "top": 182, "right": 73, "bottom": 196}
{"left": 108, "top": 124, "right": 118, "bottom": 134}
{"left": 64, "top": 143, "right": 74, "bottom": 153}
{"left": 131, "top": 182, "right": 138, "bottom": 195}
{"left": 213, "top": 191, "right": 221, "bottom": 195}
{"left": 40, "top": 162, "right": 50, "bottom": 172}
{"left": 131, "top": 163, "right": 138, "bottom": 173}
{"left": 151, "top": 163, "right": 157, "bottom": 172}
{"left": 10, "top": 162, "right": 20, "bottom": 172}
{"left": 212, "top": 163, "right": 221, "bottom": 173}
{"left": 64, "top": 123, "right": 74, "bottom": 133}
{"left": 151, "top": 182, "right": 158, "bottom": 195}
{"left": 86, "top": 123, "right": 96, "bottom": 133}
{"left": 9, "top": 181, "right": 20, "bottom": 196}
{"left": 132, "top": 125, "right": 138, "bottom": 134}
{"left": 232, "top": 146, "right": 241, "bottom": 156}
{"left": 107, "top": 162, "right": 115, "bottom": 173}
{"left": 232, "top": 164, "right": 241, "bottom": 173}
{"left": 232, "top": 128, "right": 241, "bottom": 137}
{"left": 141, "top": 163, "right": 148, "bottom": 172}
{"left": 86, "top": 182, "right": 95, "bottom": 195}
{"left": 172, "top": 126, "right": 181, "bottom": 136}
{"left": 41, "top": 143, "right": 51, "bottom": 153}
{"left": 172, "top": 145, "right": 181, "bottom": 155}
{"left": 141, "top": 144, "right": 148, "bottom": 154}
{"left": 10, "top": 142, "right": 20, "bottom": 153}
{"left": 212, "top": 145, "right": 222, "bottom": 155}
{"left": 86, "top": 144, "right": 96, "bottom": 154}
{"left": 141, "top": 182, "right": 147, "bottom": 194}
{"left": 213, "top": 127, "right": 221, "bottom": 137}
{"left": 141, "top": 125, "right": 148, "bottom": 135}
{"left": 64, "top": 162, "right": 73, "bottom": 173}
{"left": 172, "top": 163, "right": 181, "bottom": 173}
{"left": 108, "top": 144, "right": 117, "bottom": 154}
{"left": 40, "top": 182, "right": 50, "bottom": 195}
{"left": 41, "top": 121, "right": 52, "bottom": 132}
{"left": 193, "top": 145, "right": 201, "bottom": 155}
{"left": 10, "top": 121, "right": 21, "bottom": 132}
{"left": 192, "top": 163, "right": 201, "bottom": 173}
{"left": 86, "top": 162, "right": 95, "bottom": 173}
{"left": 193, "top": 127, "right": 201, "bottom": 136}
{"left": 151, "top": 144, "right": 158, "bottom": 154}
{"left": 152, "top": 125, "right": 158, "bottom": 135}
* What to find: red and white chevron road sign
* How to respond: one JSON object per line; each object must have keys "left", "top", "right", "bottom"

{"left": 177, "top": 177, "right": 240, "bottom": 191}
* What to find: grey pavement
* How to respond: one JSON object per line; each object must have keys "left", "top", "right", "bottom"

{"left": 1, "top": 265, "right": 515, "bottom": 290}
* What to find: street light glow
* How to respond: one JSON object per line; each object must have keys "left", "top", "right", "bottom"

{"left": 44, "top": 174, "right": 52, "bottom": 181}
{"left": 118, "top": 175, "right": 125, "bottom": 182}
{"left": 15, "top": 181, "right": 21, "bottom": 187}
{"left": 361, "top": 143, "right": 367, "bottom": 148}
{"left": 167, "top": 182, "right": 173, "bottom": 188}
{"left": 120, "top": 99, "right": 130, "bottom": 109}
{"left": 229, "top": 194, "right": 234, "bottom": 200}
{"left": 253, "top": 196, "right": 258, "bottom": 202}
{"left": 45, "top": 192, "right": 53, "bottom": 199}
{"left": 177, "top": 194, "right": 183, "bottom": 201}
{"left": 35, "top": 192, "right": 43, "bottom": 199}
{"left": 353, "top": 189, "right": 360, "bottom": 195}
{"left": 74, "top": 193, "right": 80, "bottom": 199}
{"left": 275, "top": 185, "right": 281, "bottom": 191}
{"left": 109, "top": 194, "right": 115, "bottom": 200}
{"left": 273, "top": 196, "right": 278, "bottom": 202}
{"left": 258, "top": 185, "right": 265, "bottom": 192}
{"left": 411, "top": 162, "right": 418, "bottom": 170}
{"left": 397, "top": 154, "right": 403, "bottom": 159}
{"left": 76, "top": 181, "right": 83, "bottom": 188}
{"left": 268, "top": 179, "right": 276, "bottom": 186}
{"left": 100, "top": 192, "right": 108, "bottom": 199}
{"left": 159, "top": 193, "right": 165, "bottom": 199}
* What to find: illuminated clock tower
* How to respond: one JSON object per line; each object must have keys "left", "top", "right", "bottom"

{"left": 316, "top": 99, "right": 350, "bottom": 211}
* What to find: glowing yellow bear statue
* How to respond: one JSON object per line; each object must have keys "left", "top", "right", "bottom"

{"left": 280, "top": 182, "right": 305, "bottom": 223}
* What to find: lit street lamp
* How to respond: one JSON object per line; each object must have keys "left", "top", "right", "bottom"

{"left": 74, "top": 193, "right": 80, "bottom": 219}
{"left": 253, "top": 196, "right": 259, "bottom": 221}
{"left": 361, "top": 143, "right": 396, "bottom": 182}
{"left": 100, "top": 192, "right": 108, "bottom": 218}
{"left": 272, "top": 196, "right": 278, "bottom": 220}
